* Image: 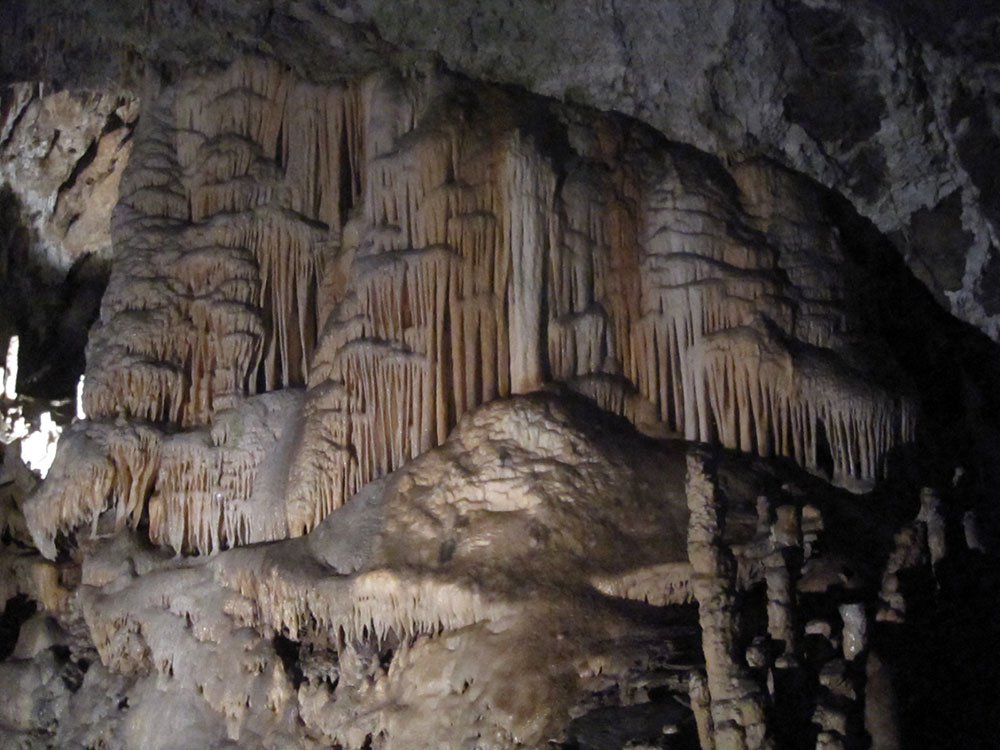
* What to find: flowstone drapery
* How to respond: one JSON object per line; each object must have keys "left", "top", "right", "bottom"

{"left": 4, "top": 48, "right": 974, "bottom": 750}
{"left": 25, "top": 58, "right": 914, "bottom": 557}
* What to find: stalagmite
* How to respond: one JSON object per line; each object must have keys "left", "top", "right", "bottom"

{"left": 802, "top": 505, "right": 824, "bottom": 559}
{"left": 917, "top": 487, "right": 946, "bottom": 569}
{"left": 875, "top": 523, "right": 926, "bottom": 624}
{"left": 0, "top": 6, "right": 991, "bottom": 744}
{"left": 838, "top": 603, "right": 867, "bottom": 661}
{"left": 690, "top": 671, "right": 716, "bottom": 750}
{"left": 686, "top": 448, "right": 771, "bottom": 749}
{"left": 876, "top": 490, "right": 936, "bottom": 623}
{"left": 811, "top": 624, "right": 869, "bottom": 750}
{"left": 766, "top": 505, "right": 802, "bottom": 665}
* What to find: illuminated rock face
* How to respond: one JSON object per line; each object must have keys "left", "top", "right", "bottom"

{"left": 0, "top": 84, "right": 136, "bottom": 272}
{"left": 7, "top": 393, "right": 805, "bottom": 750}
{"left": 6, "top": 1, "right": 1000, "bottom": 342}
{"left": 24, "top": 58, "right": 914, "bottom": 558}
{"left": 3, "top": 41, "right": 1000, "bottom": 750}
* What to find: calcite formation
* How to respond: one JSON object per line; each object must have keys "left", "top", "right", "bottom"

{"left": 25, "top": 57, "right": 914, "bottom": 560}
{"left": 0, "top": 83, "right": 136, "bottom": 271}
{"left": 6, "top": 1, "right": 1000, "bottom": 341}
{"left": 685, "top": 449, "right": 769, "bottom": 748}
{"left": 5, "top": 391, "right": 926, "bottom": 749}
{"left": 9, "top": 395, "right": 705, "bottom": 748}
{"left": 0, "top": 21, "right": 995, "bottom": 750}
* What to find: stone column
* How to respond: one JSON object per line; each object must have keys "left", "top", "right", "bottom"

{"left": 838, "top": 603, "right": 867, "bottom": 662}
{"left": 876, "top": 524, "right": 926, "bottom": 624}
{"left": 686, "top": 448, "right": 771, "bottom": 750}
{"left": 766, "top": 505, "right": 801, "bottom": 666}
{"left": 917, "top": 487, "right": 946, "bottom": 571}
{"left": 690, "top": 671, "right": 716, "bottom": 750}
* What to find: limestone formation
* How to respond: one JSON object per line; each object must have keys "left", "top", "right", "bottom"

{"left": 876, "top": 490, "right": 938, "bottom": 624}
{"left": 686, "top": 449, "right": 770, "bottom": 749}
{"left": 0, "top": 8, "right": 997, "bottom": 750}
{"left": 0, "top": 84, "right": 137, "bottom": 271}
{"left": 838, "top": 604, "right": 867, "bottom": 662}
{"left": 22, "top": 58, "right": 916, "bottom": 560}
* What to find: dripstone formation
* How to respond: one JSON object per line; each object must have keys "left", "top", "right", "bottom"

{"left": 1, "top": 3, "right": 999, "bottom": 749}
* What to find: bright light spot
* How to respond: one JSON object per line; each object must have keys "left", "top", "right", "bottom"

{"left": 4, "top": 336, "right": 18, "bottom": 401}
{"left": 19, "top": 410, "right": 61, "bottom": 478}
{"left": 76, "top": 375, "right": 87, "bottom": 420}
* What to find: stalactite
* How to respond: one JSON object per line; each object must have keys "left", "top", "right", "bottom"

{"left": 217, "top": 555, "right": 514, "bottom": 647}
{"left": 287, "top": 66, "right": 915, "bottom": 534}
{"left": 25, "top": 392, "right": 301, "bottom": 559}
{"left": 147, "top": 391, "right": 301, "bottom": 555}
{"left": 23, "top": 421, "right": 160, "bottom": 559}
{"left": 589, "top": 562, "right": 695, "bottom": 606}
{"left": 86, "top": 57, "right": 349, "bottom": 428}
{"left": 34, "top": 57, "right": 918, "bottom": 554}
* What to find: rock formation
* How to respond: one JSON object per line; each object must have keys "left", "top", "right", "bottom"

{"left": 0, "top": 4, "right": 999, "bottom": 749}
{"left": 22, "top": 58, "right": 915, "bottom": 562}
{"left": 4, "top": 1, "right": 1000, "bottom": 341}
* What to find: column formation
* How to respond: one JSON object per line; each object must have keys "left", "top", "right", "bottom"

{"left": 766, "top": 504, "right": 803, "bottom": 668}
{"left": 686, "top": 448, "right": 771, "bottom": 750}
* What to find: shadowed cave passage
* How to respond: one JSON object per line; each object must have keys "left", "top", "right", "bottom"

{"left": 0, "top": 186, "right": 108, "bottom": 400}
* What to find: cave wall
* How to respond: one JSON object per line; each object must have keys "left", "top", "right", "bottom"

{"left": 0, "top": 4, "right": 998, "bottom": 750}
{"left": 3, "top": 0, "right": 1000, "bottom": 340}
{"left": 0, "top": 85, "right": 136, "bottom": 395}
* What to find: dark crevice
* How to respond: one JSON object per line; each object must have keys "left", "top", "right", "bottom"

{"left": 52, "top": 135, "right": 100, "bottom": 211}
{"left": 814, "top": 421, "right": 834, "bottom": 479}
{"left": 0, "top": 595, "right": 36, "bottom": 660}
{"left": 272, "top": 634, "right": 305, "bottom": 689}
{"left": 50, "top": 105, "right": 134, "bottom": 218}
{"left": 0, "top": 84, "right": 38, "bottom": 152}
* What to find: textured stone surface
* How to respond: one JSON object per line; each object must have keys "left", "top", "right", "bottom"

{"left": 350, "top": 0, "right": 1000, "bottom": 337}
{"left": 1, "top": 85, "right": 137, "bottom": 271}
{"left": 0, "top": 85, "right": 136, "bottom": 394}
{"left": 4, "top": 0, "right": 998, "bottom": 339}
{"left": 1, "top": 4, "right": 1000, "bottom": 749}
